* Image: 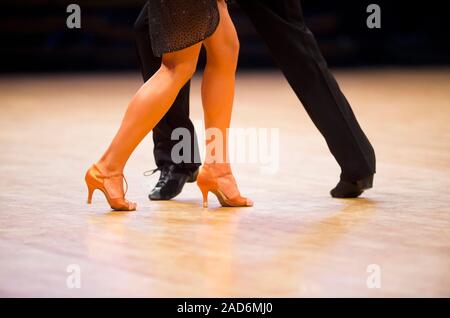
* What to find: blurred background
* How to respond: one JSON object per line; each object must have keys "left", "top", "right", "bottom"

{"left": 1, "top": 0, "right": 449, "bottom": 73}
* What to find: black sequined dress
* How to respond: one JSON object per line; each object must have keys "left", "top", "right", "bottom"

{"left": 148, "top": 0, "right": 220, "bottom": 56}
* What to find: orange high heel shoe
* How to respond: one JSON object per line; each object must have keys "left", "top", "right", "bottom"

{"left": 85, "top": 164, "right": 137, "bottom": 211}
{"left": 197, "top": 164, "right": 253, "bottom": 208}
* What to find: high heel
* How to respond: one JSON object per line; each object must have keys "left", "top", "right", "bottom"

{"left": 197, "top": 164, "right": 253, "bottom": 208}
{"left": 198, "top": 184, "right": 209, "bottom": 208}
{"left": 85, "top": 164, "right": 137, "bottom": 211}
{"left": 87, "top": 184, "right": 94, "bottom": 204}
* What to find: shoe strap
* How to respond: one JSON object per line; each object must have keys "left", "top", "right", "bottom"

{"left": 144, "top": 167, "right": 173, "bottom": 188}
{"left": 98, "top": 173, "right": 123, "bottom": 179}
{"left": 143, "top": 168, "right": 159, "bottom": 177}
{"left": 101, "top": 174, "right": 129, "bottom": 196}
{"left": 93, "top": 165, "right": 129, "bottom": 196}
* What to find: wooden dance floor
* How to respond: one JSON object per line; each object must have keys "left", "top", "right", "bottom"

{"left": 0, "top": 69, "right": 449, "bottom": 297}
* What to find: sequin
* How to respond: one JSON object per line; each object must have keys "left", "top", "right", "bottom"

{"left": 148, "top": 0, "right": 220, "bottom": 56}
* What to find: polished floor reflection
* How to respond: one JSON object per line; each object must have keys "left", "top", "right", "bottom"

{"left": 0, "top": 70, "right": 449, "bottom": 297}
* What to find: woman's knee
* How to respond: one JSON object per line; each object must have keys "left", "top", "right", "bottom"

{"left": 162, "top": 60, "right": 197, "bottom": 85}
{"left": 212, "top": 0, "right": 240, "bottom": 63}
{"left": 159, "top": 43, "right": 201, "bottom": 85}
{"left": 226, "top": 36, "right": 240, "bottom": 62}
{"left": 205, "top": 16, "right": 240, "bottom": 67}
{"left": 207, "top": 34, "right": 240, "bottom": 68}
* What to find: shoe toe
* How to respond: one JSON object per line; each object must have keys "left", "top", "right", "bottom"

{"left": 148, "top": 189, "right": 162, "bottom": 200}
{"left": 149, "top": 179, "right": 183, "bottom": 201}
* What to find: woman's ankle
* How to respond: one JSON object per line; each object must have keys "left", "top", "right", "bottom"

{"left": 96, "top": 159, "right": 124, "bottom": 176}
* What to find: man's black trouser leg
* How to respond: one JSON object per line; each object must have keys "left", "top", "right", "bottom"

{"left": 134, "top": 2, "right": 200, "bottom": 173}
{"left": 238, "top": 0, "right": 376, "bottom": 181}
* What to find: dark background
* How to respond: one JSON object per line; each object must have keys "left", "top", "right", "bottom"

{"left": 0, "top": 0, "right": 449, "bottom": 73}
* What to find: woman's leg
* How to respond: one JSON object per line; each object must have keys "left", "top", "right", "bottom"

{"left": 202, "top": 0, "right": 240, "bottom": 164}
{"left": 197, "top": 0, "right": 252, "bottom": 207}
{"left": 95, "top": 43, "right": 202, "bottom": 198}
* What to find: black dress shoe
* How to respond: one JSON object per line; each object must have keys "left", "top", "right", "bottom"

{"left": 145, "top": 165, "right": 199, "bottom": 201}
{"left": 330, "top": 175, "right": 374, "bottom": 198}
